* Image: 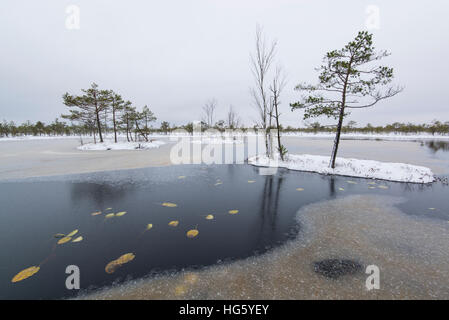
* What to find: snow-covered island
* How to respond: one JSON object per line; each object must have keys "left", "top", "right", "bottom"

{"left": 78, "top": 140, "right": 165, "bottom": 151}
{"left": 248, "top": 154, "right": 435, "bottom": 183}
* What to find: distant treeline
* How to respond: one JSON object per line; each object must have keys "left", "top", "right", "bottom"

{"left": 1, "top": 119, "right": 448, "bottom": 138}
{"left": 283, "top": 120, "right": 449, "bottom": 135}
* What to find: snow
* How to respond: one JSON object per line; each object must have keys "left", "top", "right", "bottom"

{"left": 0, "top": 135, "right": 82, "bottom": 142}
{"left": 77, "top": 140, "right": 165, "bottom": 151}
{"left": 248, "top": 154, "right": 435, "bottom": 183}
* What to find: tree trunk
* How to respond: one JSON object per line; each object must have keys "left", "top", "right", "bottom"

{"left": 113, "top": 107, "right": 117, "bottom": 143}
{"left": 135, "top": 121, "right": 149, "bottom": 142}
{"left": 329, "top": 57, "right": 352, "bottom": 169}
{"left": 93, "top": 91, "right": 104, "bottom": 143}
{"left": 274, "top": 95, "right": 283, "bottom": 161}
{"left": 329, "top": 106, "right": 345, "bottom": 169}
{"left": 126, "top": 117, "right": 130, "bottom": 142}
{"left": 95, "top": 111, "right": 103, "bottom": 143}
{"left": 264, "top": 131, "right": 269, "bottom": 157}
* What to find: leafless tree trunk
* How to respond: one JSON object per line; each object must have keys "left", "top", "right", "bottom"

{"left": 226, "top": 105, "right": 241, "bottom": 129}
{"left": 250, "top": 25, "right": 277, "bottom": 157}
{"left": 202, "top": 99, "right": 217, "bottom": 127}
{"left": 270, "top": 66, "right": 287, "bottom": 160}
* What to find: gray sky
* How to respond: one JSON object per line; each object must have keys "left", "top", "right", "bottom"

{"left": 0, "top": 0, "right": 448, "bottom": 127}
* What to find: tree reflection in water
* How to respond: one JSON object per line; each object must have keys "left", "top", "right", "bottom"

{"left": 257, "top": 174, "right": 284, "bottom": 247}
{"left": 423, "top": 140, "right": 449, "bottom": 153}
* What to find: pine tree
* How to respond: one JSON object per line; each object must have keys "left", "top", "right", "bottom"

{"left": 291, "top": 31, "right": 402, "bottom": 168}
{"left": 62, "top": 83, "right": 110, "bottom": 143}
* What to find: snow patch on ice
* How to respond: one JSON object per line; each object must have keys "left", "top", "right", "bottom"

{"left": 248, "top": 154, "right": 435, "bottom": 183}
{"left": 77, "top": 140, "right": 165, "bottom": 151}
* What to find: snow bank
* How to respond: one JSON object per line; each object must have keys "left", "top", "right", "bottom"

{"left": 0, "top": 135, "right": 82, "bottom": 142}
{"left": 77, "top": 140, "right": 165, "bottom": 151}
{"left": 248, "top": 154, "right": 435, "bottom": 183}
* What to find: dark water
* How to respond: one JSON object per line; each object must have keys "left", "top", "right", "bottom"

{"left": 0, "top": 164, "right": 448, "bottom": 299}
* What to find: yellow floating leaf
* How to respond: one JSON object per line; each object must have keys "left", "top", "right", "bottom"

{"left": 367, "top": 182, "right": 376, "bottom": 185}
{"left": 378, "top": 185, "right": 389, "bottom": 189}
{"left": 105, "top": 261, "right": 119, "bottom": 274}
{"left": 228, "top": 210, "right": 239, "bottom": 215}
{"left": 214, "top": 182, "right": 223, "bottom": 186}
{"left": 178, "top": 176, "right": 186, "bottom": 179}
{"left": 57, "top": 236, "right": 72, "bottom": 244}
{"left": 296, "top": 188, "right": 304, "bottom": 191}
{"left": 146, "top": 223, "right": 153, "bottom": 230}
{"left": 339, "top": 187, "right": 345, "bottom": 191}
{"left": 248, "top": 180, "right": 256, "bottom": 183}
{"left": 116, "top": 211, "right": 127, "bottom": 217}
{"left": 368, "top": 186, "right": 376, "bottom": 189}
{"left": 72, "top": 236, "right": 83, "bottom": 243}
{"left": 186, "top": 229, "right": 199, "bottom": 238}
{"left": 205, "top": 214, "right": 214, "bottom": 220}
{"left": 428, "top": 208, "right": 436, "bottom": 210}
{"left": 347, "top": 181, "right": 357, "bottom": 184}
{"left": 11, "top": 266, "right": 40, "bottom": 283}
{"left": 168, "top": 220, "right": 179, "bottom": 227}
{"left": 105, "top": 207, "right": 112, "bottom": 210}
{"left": 91, "top": 211, "right": 102, "bottom": 216}
{"left": 115, "top": 253, "right": 135, "bottom": 265}
{"left": 54, "top": 233, "right": 65, "bottom": 238}
{"left": 162, "top": 202, "right": 177, "bottom": 207}
{"left": 66, "top": 229, "right": 78, "bottom": 237}
{"left": 105, "top": 253, "right": 135, "bottom": 274}
{"left": 105, "top": 213, "right": 115, "bottom": 218}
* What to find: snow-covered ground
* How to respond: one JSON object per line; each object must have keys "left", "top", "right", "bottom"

{"left": 248, "top": 154, "right": 435, "bottom": 183}
{"left": 0, "top": 135, "right": 81, "bottom": 142}
{"left": 77, "top": 140, "right": 165, "bottom": 151}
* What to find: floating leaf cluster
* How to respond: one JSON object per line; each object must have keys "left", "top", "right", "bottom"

{"left": 56, "top": 229, "right": 83, "bottom": 245}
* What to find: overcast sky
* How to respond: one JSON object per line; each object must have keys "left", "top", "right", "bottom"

{"left": 0, "top": 0, "right": 448, "bottom": 127}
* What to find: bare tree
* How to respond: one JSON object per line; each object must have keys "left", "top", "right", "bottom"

{"left": 202, "top": 99, "right": 217, "bottom": 128}
{"left": 250, "top": 25, "right": 277, "bottom": 157}
{"left": 269, "top": 66, "right": 287, "bottom": 160}
{"left": 226, "top": 105, "right": 241, "bottom": 129}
